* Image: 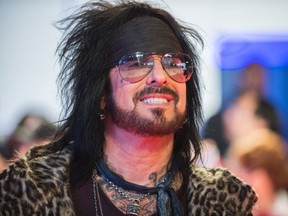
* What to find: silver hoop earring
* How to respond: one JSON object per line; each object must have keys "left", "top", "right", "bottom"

{"left": 98, "top": 113, "right": 106, "bottom": 120}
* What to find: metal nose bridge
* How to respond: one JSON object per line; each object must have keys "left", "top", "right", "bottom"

{"left": 150, "top": 55, "right": 162, "bottom": 61}
{"left": 146, "top": 55, "right": 166, "bottom": 75}
{"left": 149, "top": 55, "right": 164, "bottom": 69}
{"left": 147, "top": 55, "right": 169, "bottom": 83}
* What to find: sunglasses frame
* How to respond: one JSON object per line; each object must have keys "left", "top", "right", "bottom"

{"left": 117, "top": 52, "right": 193, "bottom": 83}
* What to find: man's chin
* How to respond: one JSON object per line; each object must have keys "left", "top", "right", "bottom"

{"left": 125, "top": 118, "right": 184, "bottom": 136}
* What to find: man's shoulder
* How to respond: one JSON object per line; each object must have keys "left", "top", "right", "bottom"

{"left": 26, "top": 142, "right": 72, "bottom": 166}
{"left": 0, "top": 143, "right": 72, "bottom": 185}
{"left": 0, "top": 143, "right": 74, "bottom": 215}
{"left": 187, "top": 166, "right": 258, "bottom": 215}
{"left": 190, "top": 166, "right": 241, "bottom": 183}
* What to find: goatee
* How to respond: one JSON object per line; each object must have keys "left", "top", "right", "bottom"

{"left": 106, "top": 86, "right": 186, "bottom": 136}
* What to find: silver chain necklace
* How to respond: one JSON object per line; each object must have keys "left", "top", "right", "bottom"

{"left": 92, "top": 169, "right": 151, "bottom": 216}
{"left": 92, "top": 170, "right": 104, "bottom": 216}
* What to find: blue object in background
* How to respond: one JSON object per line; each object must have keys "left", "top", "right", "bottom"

{"left": 217, "top": 34, "right": 288, "bottom": 70}
{"left": 216, "top": 34, "right": 288, "bottom": 140}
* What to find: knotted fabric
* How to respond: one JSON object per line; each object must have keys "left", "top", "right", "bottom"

{"left": 95, "top": 159, "right": 183, "bottom": 216}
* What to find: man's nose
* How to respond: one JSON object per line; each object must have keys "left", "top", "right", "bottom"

{"left": 145, "top": 60, "right": 168, "bottom": 86}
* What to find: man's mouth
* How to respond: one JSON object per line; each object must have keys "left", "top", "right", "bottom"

{"left": 135, "top": 86, "right": 179, "bottom": 105}
{"left": 141, "top": 97, "right": 169, "bottom": 104}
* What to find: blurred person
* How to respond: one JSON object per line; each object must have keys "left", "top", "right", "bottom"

{"left": 203, "top": 89, "right": 281, "bottom": 159}
{"left": 31, "top": 121, "right": 58, "bottom": 146}
{"left": 0, "top": 1, "right": 258, "bottom": 215}
{"left": 222, "top": 90, "right": 281, "bottom": 143}
{"left": 0, "top": 154, "right": 7, "bottom": 173}
{"left": 0, "top": 113, "right": 57, "bottom": 162}
{"left": 237, "top": 63, "right": 267, "bottom": 96}
{"left": 0, "top": 138, "right": 6, "bottom": 172}
{"left": 202, "top": 63, "right": 270, "bottom": 157}
{"left": 226, "top": 128, "right": 288, "bottom": 216}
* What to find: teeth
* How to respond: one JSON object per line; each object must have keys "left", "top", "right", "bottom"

{"left": 142, "top": 98, "right": 168, "bottom": 104}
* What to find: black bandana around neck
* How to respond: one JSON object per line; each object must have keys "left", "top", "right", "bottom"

{"left": 109, "top": 16, "right": 183, "bottom": 67}
{"left": 95, "top": 159, "right": 183, "bottom": 216}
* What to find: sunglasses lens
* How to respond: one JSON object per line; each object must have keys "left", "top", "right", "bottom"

{"left": 162, "top": 53, "right": 193, "bottom": 83}
{"left": 118, "top": 52, "right": 151, "bottom": 83}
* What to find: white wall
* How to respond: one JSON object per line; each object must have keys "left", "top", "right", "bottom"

{"left": 1, "top": 0, "right": 288, "bottom": 137}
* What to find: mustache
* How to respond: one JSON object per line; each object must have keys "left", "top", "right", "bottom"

{"left": 134, "top": 86, "right": 179, "bottom": 101}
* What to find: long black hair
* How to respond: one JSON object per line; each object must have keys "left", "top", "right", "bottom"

{"left": 54, "top": 0, "right": 204, "bottom": 189}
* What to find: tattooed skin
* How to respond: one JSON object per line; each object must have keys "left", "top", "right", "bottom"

{"left": 148, "top": 172, "right": 157, "bottom": 187}
{"left": 101, "top": 157, "right": 170, "bottom": 215}
{"left": 148, "top": 166, "right": 168, "bottom": 187}
{"left": 97, "top": 175, "right": 157, "bottom": 215}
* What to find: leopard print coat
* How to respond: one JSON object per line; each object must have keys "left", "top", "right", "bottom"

{"left": 0, "top": 144, "right": 257, "bottom": 216}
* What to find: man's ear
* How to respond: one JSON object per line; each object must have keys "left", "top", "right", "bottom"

{"left": 98, "top": 96, "right": 107, "bottom": 120}
{"left": 101, "top": 96, "right": 106, "bottom": 110}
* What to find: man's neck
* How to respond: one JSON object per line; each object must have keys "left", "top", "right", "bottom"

{"left": 103, "top": 122, "right": 174, "bottom": 188}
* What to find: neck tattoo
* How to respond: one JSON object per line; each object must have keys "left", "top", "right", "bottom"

{"left": 92, "top": 169, "right": 152, "bottom": 216}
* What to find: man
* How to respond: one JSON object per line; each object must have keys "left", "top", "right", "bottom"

{"left": 0, "top": 1, "right": 257, "bottom": 215}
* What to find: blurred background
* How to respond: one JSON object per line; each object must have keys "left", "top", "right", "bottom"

{"left": 0, "top": 0, "right": 288, "bottom": 137}
{"left": 1, "top": 0, "right": 288, "bottom": 214}
{"left": 1, "top": 0, "right": 288, "bottom": 137}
